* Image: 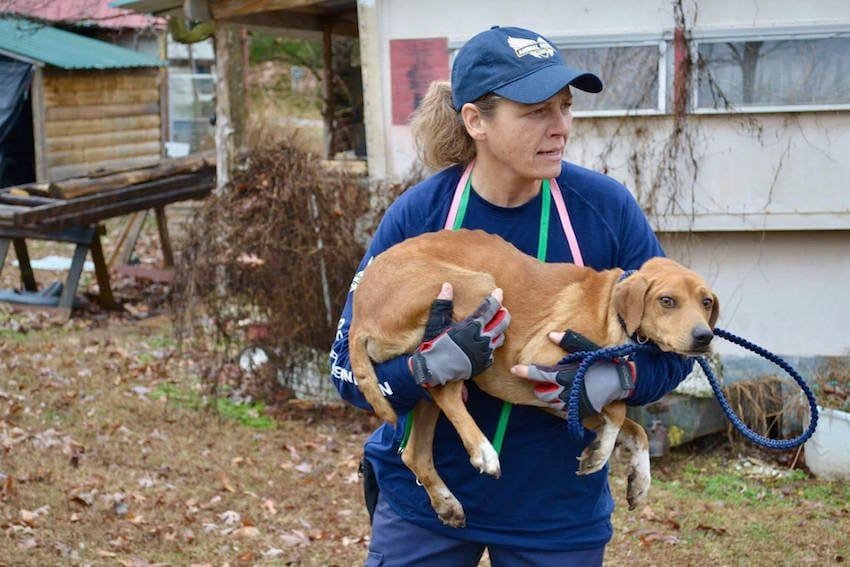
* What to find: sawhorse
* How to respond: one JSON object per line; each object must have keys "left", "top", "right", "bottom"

{"left": 0, "top": 224, "right": 116, "bottom": 319}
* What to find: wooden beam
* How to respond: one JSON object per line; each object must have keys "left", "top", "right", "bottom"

{"left": 47, "top": 142, "right": 163, "bottom": 168}
{"left": 44, "top": 115, "right": 161, "bottom": 138}
{"left": 47, "top": 128, "right": 161, "bottom": 153}
{"left": 45, "top": 103, "right": 160, "bottom": 123}
{"left": 221, "top": 10, "right": 357, "bottom": 36}
{"left": 210, "top": 0, "right": 327, "bottom": 19}
{"left": 48, "top": 156, "right": 162, "bottom": 183}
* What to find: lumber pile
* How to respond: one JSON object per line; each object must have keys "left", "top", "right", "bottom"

{"left": 6, "top": 150, "right": 215, "bottom": 200}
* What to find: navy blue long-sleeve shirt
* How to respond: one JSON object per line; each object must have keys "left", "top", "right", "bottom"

{"left": 329, "top": 161, "right": 693, "bottom": 550}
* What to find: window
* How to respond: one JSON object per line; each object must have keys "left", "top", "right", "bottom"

{"left": 695, "top": 34, "right": 850, "bottom": 112}
{"left": 168, "top": 70, "right": 215, "bottom": 156}
{"left": 560, "top": 43, "right": 665, "bottom": 115}
{"left": 448, "top": 35, "right": 666, "bottom": 117}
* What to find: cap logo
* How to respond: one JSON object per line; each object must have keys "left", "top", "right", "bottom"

{"left": 507, "top": 36, "right": 555, "bottom": 59}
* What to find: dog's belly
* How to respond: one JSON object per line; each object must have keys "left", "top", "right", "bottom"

{"left": 471, "top": 338, "right": 566, "bottom": 409}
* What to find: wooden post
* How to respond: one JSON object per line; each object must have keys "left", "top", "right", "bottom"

{"left": 159, "top": 29, "right": 169, "bottom": 157}
{"left": 30, "top": 67, "right": 48, "bottom": 182}
{"left": 356, "top": 0, "right": 388, "bottom": 180}
{"left": 115, "top": 210, "right": 148, "bottom": 266}
{"left": 213, "top": 24, "right": 246, "bottom": 194}
{"left": 154, "top": 206, "right": 174, "bottom": 267}
{"left": 12, "top": 239, "right": 38, "bottom": 291}
{"left": 89, "top": 232, "right": 116, "bottom": 309}
{"left": 0, "top": 239, "right": 10, "bottom": 274}
{"left": 322, "top": 20, "right": 334, "bottom": 160}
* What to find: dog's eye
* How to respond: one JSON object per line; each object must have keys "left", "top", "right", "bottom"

{"left": 702, "top": 297, "right": 714, "bottom": 309}
{"left": 659, "top": 296, "right": 676, "bottom": 308}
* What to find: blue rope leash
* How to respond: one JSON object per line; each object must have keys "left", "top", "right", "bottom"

{"left": 562, "top": 327, "right": 819, "bottom": 449}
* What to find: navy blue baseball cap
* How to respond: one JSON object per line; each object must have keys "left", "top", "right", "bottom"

{"left": 451, "top": 26, "right": 603, "bottom": 110}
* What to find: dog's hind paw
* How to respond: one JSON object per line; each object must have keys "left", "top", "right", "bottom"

{"left": 626, "top": 466, "right": 650, "bottom": 510}
{"left": 470, "top": 441, "right": 501, "bottom": 478}
{"left": 626, "top": 451, "right": 651, "bottom": 510}
{"left": 434, "top": 492, "right": 466, "bottom": 528}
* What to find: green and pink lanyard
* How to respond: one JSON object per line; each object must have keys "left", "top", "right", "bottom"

{"left": 400, "top": 161, "right": 584, "bottom": 455}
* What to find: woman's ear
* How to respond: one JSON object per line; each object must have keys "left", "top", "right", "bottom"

{"left": 461, "top": 103, "right": 486, "bottom": 140}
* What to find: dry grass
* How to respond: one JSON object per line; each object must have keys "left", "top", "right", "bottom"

{"left": 2, "top": 311, "right": 848, "bottom": 565}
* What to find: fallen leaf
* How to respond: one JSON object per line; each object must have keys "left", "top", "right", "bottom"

{"left": 219, "top": 510, "right": 241, "bottom": 525}
{"left": 71, "top": 492, "right": 95, "bottom": 506}
{"left": 696, "top": 523, "right": 728, "bottom": 536}
{"left": 18, "top": 537, "right": 38, "bottom": 550}
{"left": 20, "top": 509, "right": 38, "bottom": 526}
{"left": 279, "top": 529, "right": 310, "bottom": 547}
{"left": 232, "top": 526, "right": 260, "bottom": 538}
{"left": 97, "top": 550, "right": 118, "bottom": 558}
{"left": 219, "top": 472, "right": 236, "bottom": 492}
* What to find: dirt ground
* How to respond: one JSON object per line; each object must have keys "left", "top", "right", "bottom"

{"left": 1, "top": 215, "right": 849, "bottom": 566}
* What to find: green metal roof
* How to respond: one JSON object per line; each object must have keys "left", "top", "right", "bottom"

{"left": 0, "top": 17, "right": 165, "bottom": 69}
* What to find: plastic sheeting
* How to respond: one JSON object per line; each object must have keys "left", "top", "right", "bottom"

{"left": 0, "top": 55, "right": 34, "bottom": 145}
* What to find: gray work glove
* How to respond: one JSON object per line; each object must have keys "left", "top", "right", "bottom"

{"left": 411, "top": 286, "right": 511, "bottom": 388}
{"left": 514, "top": 331, "right": 636, "bottom": 419}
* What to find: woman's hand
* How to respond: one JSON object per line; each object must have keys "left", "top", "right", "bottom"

{"left": 410, "top": 284, "right": 511, "bottom": 388}
{"left": 511, "top": 331, "right": 636, "bottom": 419}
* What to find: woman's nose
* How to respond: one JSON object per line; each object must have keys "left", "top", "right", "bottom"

{"left": 549, "top": 107, "right": 570, "bottom": 136}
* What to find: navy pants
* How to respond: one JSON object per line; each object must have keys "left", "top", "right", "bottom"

{"left": 365, "top": 494, "right": 606, "bottom": 566}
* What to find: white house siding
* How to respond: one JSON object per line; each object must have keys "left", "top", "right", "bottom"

{"left": 358, "top": 0, "right": 850, "bottom": 366}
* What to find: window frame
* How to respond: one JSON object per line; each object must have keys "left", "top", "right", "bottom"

{"left": 690, "top": 25, "right": 850, "bottom": 115}
{"left": 448, "top": 33, "right": 668, "bottom": 118}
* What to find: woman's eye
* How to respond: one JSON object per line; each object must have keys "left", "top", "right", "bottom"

{"left": 659, "top": 297, "right": 676, "bottom": 308}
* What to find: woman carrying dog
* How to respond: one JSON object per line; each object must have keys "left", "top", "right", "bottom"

{"left": 330, "top": 25, "right": 693, "bottom": 566}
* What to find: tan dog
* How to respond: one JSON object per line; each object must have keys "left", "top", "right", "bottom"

{"left": 349, "top": 229, "right": 718, "bottom": 527}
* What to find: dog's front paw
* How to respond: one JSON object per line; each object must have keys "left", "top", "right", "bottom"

{"left": 577, "top": 439, "right": 609, "bottom": 475}
{"left": 470, "top": 441, "right": 501, "bottom": 478}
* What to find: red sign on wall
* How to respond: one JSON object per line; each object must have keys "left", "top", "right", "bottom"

{"left": 390, "top": 37, "right": 450, "bottom": 125}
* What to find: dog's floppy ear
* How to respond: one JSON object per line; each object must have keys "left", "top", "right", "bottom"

{"left": 709, "top": 292, "right": 720, "bottom": 328}
{"left": 613, "top": 274, "right": 649, "bottom": 336}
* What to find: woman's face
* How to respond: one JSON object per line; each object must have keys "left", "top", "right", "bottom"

{"left": 476, "top": 89, "right": 573, "bottom": 182}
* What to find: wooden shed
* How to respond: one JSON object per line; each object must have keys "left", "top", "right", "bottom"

{"left": 0, "top": 18, "right": 166, "bottom": 186}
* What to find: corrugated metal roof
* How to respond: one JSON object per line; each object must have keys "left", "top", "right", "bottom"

{"left": 0, "top": 18, "right": 165, "bottom": 69}
{"left": 3, "top": 0, "right": 162, "bottom": 30}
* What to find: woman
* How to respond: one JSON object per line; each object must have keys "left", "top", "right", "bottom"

{"left": 329, "top": 25, "right": 692, "bottom": 566}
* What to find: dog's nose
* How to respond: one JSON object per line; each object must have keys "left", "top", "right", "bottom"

{"left": 692, "top": 327, "right": 714, "bottom": 348}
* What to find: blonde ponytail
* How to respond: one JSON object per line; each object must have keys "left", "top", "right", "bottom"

{"left": 408, "top": 81, "right": 469, "bottom": 170}
{"left": 410, "top": 81, "right": 502, "bottom": 171}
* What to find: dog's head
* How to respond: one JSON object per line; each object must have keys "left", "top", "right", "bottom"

{"left": 613, "top": 257, "right": 719, "bottom": 355}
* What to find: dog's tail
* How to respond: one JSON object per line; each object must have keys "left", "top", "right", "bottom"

{"left": 349, "top": 331, "right": 398, "bottom": 425}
